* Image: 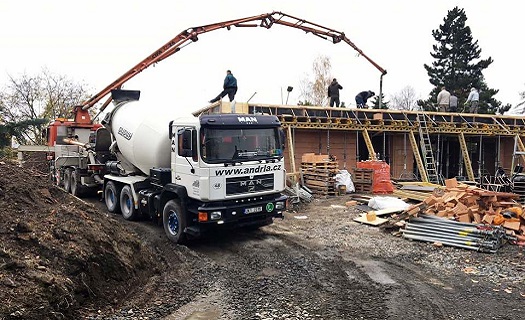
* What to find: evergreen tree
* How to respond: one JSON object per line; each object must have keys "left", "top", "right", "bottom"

{"left": 0, "top": 119, "right": 48, "bottom": 148}
{"left": 421, "top": 7, "right": 500, "bottom": 114}
{"left": 371, "top": 93, "right": 389, "bottom": 109}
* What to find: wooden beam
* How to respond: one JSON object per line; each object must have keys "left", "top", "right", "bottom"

{"left": 458, "top": 133, "right": 475, "bottom": 181}
{"left": 408, "top": 131, "right": 428, "bottom": 183}
{"left": 286, "top": 126, "right": 296, "bottom": 183}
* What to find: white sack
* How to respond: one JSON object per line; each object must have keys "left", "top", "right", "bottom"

{"left": 368, "top": 196, "right": 410, "bottom": 210}
{"left": 334, "top": 169, "right": 355, "bottom": 193}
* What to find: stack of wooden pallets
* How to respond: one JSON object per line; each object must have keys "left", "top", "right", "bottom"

{"left": 353, "top": 168, "right": 374, "bottom": 193}
{"left": 301, "top": 153, "right": 339, "bottom": 196}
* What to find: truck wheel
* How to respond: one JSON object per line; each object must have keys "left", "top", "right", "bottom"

{"left": 70, "top": 170, "right": 83, "bottom": 197}
{"left": 104, "top": 181, "right": 121, "bottom": 213}
{"left": 63, "top": 168, "right": 72, "bottom": 193}
{"left": 162, "top": 200, "right": 186, "bottom": 244}
{"left": 120, "top": 185, "right": 139, "bottom": 220}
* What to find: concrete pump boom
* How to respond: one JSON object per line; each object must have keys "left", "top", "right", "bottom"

{"left": 81, "top": 11, "right": 387, "bottom": 113}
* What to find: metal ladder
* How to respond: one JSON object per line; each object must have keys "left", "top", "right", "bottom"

{"left": 511, "top": 134, "right": 525, "bottom": 174}
{"left": 416, "top": 114, "right": 441, "bottom": 184}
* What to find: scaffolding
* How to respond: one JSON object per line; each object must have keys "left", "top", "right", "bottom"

{"left": 195, "top": 102, "right": 525, "bottom": 187}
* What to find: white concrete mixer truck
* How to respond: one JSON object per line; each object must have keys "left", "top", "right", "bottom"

{"left": 100, "top": 90, "right": 287, "bottom": 243}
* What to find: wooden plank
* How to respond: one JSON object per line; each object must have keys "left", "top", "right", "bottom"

{"left": 287, "top": 126, "right": 296, "bottom": 181}
{"left": 476, "top": 191, "right": 519, "bottom": 199}
{"left": 353, "top": 213, "right": 388, "bottom": 226}
{"left": 400, "top": 185, "right": 437, "bottom": 192}
{"left": 305, "top": 180, "right": 333, "bottom": 187}
{"left": 367, "top": 207, "right": 406, "bottom": 216}
{"left": 392, "top": 189, "right": 428, "bottom": 201}
{"left": 17, "top": 145, "right": 55, "bottom": 152}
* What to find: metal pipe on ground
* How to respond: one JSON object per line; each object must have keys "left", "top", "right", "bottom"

{"left": 402, "top": 233, "right": 498, "bottom": 253}
{"left": 402, "top": 214, "right": 508, "bottom": 253}
{"left": 403, "top": 227, "right": 492, "bottom": 243}
{"left": 402, "top": 229, "right": 500, "bottom": 250}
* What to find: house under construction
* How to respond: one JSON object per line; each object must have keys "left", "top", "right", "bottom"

{"left": 195, "top": 101, "right": 525, "bottom": 194}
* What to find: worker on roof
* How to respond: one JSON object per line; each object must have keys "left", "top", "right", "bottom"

{"left": 355, "top": 90, "right": 375, "bottom": 109}
{"left": 449, "top": 91, "right": 458, "bottom": 113}
{"left": 436, "top": 86, "right": 450, "bottom": 112}
{"left": 327, "top": 78, "right": 343, "bottom": 107}
{"left": 465, "top": 87, "right": 479, "bottom": 113}
{"left": 209, "top": 70, "right": 238, "bottom": 104}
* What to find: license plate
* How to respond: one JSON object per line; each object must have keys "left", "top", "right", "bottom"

{"left": 244, "top": 206, "right": 263, "bottom": 214}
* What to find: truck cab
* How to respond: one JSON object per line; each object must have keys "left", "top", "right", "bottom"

{"left": 101, "top": 95, "right": 287, "bottom": 243}
{"left": 162, "top": 114, "right": 287, "bottom": 242}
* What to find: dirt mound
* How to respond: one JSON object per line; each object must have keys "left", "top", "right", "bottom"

{"left": 0, "top": 159, "right": 159, "bottom": 319}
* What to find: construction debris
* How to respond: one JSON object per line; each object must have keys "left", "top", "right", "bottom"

{"left": 345, "top": 200, "right": 358, "bottom": 207}
{"left": 284, "top": 183, "right": 313, "bottom": 204}
{"left": 404, "top": 178, "right": 524, "bottom": 230}
{"left": 393, "top": 177, "right": 525, "bottom": 251}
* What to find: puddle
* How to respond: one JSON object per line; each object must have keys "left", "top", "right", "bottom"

{"left": 184, "top": 310, "right": 220, "bottom": 320}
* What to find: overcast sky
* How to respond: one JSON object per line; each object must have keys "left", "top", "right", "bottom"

{"left": 1, "top": 0, "right": 524, "bottom": 116}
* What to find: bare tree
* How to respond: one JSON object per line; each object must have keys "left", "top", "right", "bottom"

{"left": 0, "top": 69, "right": 93, "bottom": 144}
{"left": 41, "top": 68, "right": 91, "bottom": 119}
{"left": 299, "top": 55, "right": 332, "bottom": 106}
{"left": 390, "top": 86, "right": 421, "bottom": 111}
{"left": 513, "top": 86, "right": 525, "bottom": 114}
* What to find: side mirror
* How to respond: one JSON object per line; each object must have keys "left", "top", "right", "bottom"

{"left": 178, "top": 128, "right": 197, "bottom": 160}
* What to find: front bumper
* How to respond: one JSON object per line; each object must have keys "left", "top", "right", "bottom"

{"left": 185, "top": 193, "right": 287, "bottom": 236}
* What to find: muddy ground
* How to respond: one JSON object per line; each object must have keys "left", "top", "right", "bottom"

{"left": 1, "top": 158, "right": 524, "bottom": 320}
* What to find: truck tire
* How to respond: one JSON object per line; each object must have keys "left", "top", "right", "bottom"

{"left": 162, "top": 200, "right": 186, "bottom": 244}
{"left": 120, "top": 185, "right": 139, "bottom": 221}
{"left": 63, "top": 168, "right": 72, "bottom": 193}
{"left": 104, "top": 181, "right": 121, "bottom": 213}
{"left": 70, "top": 170, "right": 83, "bottom": 197}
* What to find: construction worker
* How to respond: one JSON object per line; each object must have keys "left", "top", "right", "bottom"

{"left": 355, "top": 90, "right": 375, "bottom": 109}
{"left": 449, "top": 91, "right": 458, "bottom": 112}
{"left": 465, "top": 87, "right": 479, "bottom": 113}
{"left": 327, "top": 78, "right": 343, "bottom": 107}
{"left": 436, "top": 86, "right": 450, "bottom": 112}
{"left": 209, "top": 70, "right": 238, "bottom": 104}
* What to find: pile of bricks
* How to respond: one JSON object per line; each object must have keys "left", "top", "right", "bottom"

{"left": 301, "top": 153, "right": 339, "bottom": 196}
{"left": 405, "top": 178, "right": 525, "bottom": 234}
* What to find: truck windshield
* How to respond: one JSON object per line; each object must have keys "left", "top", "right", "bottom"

{"left": 201, "top": 127, "right": 282, "bottom": 163}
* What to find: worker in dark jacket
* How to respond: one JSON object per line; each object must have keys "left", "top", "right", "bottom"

{"left": 327, "top": 78, "right": 343, "bottom": 107}
{"left": 355, "top": 90, "right": 375, "bottom": 108}
{"left": 209, "top": 70, "right": 238, "bottom": 103}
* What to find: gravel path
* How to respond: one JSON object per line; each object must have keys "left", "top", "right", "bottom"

{"left": 82, "top": 196, "right": 525, "bottom": 319}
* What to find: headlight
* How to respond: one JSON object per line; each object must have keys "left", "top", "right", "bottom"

{"left": 210, "top": 211, "right": 222, "bottom": 220}
{"left": 275, "top": 201, "right": 285, "bottom": 210}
